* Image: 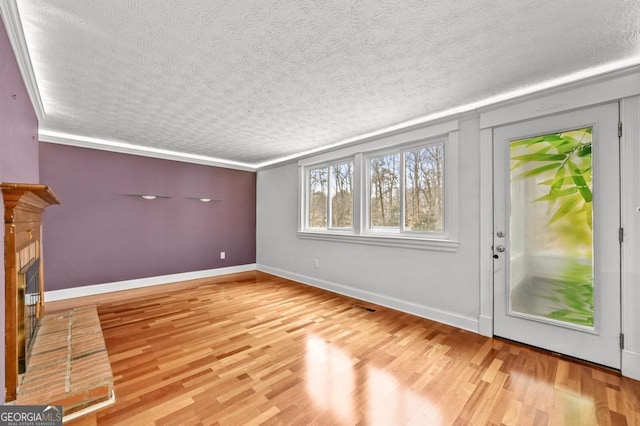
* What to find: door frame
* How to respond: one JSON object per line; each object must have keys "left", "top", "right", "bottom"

{"left": 476, "top": 66, "right": 640, "bottom": 379}
{"left": 491, "top": 104, "right": 620, "bottom": 368}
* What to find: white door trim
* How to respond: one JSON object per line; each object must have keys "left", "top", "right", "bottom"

{"left": 479, "top": 127, "right": 494, "bottom": 337}
{"left": 620, "top": 96, "right": 640, "bottom": 380}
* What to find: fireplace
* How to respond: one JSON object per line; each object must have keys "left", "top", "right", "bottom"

{"left": 18, "top": 256, "right": 41, "bottom": 373}
{"left": 2, "top": 183, "right": 60, "bottom": 401}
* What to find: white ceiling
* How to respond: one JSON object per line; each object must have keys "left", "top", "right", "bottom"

{"left": 9, "top": 0, "right": 640, "bottom": 168}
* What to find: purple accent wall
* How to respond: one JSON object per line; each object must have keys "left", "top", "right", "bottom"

{"left": 0, "top": 21, "right": 39, "bottom": 181}
{"left": 39, "top": 143, "right": 256, "bottom": 291}
{"left": 0, "top": 17, "right": 40, "bottom": 404}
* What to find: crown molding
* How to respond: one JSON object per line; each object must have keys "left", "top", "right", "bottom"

{"left": 257, "top": 61, "right": 640, "bottom": 170}
{"left": 39, "top": 130, "right": 258, "bottom": 172}
{"left": 0, "top": 0, "right": 46, "bottom": 120}
{"left": 480, "top": 61, "right": 640, "bottom": 128}
{"left": 38, "top": 61, "right": 640, "bottom": 173}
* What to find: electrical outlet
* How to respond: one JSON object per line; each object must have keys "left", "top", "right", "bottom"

{"left": 220, "top": 251, "right": 225, "bottom": 259}
{"left": 313, "top": 259, "right": 319, "bottom": 269}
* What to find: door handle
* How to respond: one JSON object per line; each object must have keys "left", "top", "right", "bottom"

{"left": 496, "top": 245, "right": 505, "bottom": 253}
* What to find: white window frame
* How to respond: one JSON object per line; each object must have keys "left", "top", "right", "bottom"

{"left": 298, "top": 119, "right": 459, "bottom": 252}
{"left": 364, "top": 138, "right": 448, "bottom": 238}
{"left": 304, "top": 158, "right": 355, "bottom": 232}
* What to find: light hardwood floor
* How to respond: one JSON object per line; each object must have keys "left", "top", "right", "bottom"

{"left": 47, "top": 272, "right": 640, "bottom": 425}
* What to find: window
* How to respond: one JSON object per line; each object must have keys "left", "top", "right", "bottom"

{"left": 367, "top": 141, "right": 444, "bottom": 235}
{"left": 369, "top": 153, "right": 400, "bottom": 228}
{"left": 299, "top": 122, "right": 459, "bottom": 252}
{"left": 330, "top": 162, "right": 354, "bottom": 228}
{"left": 308, "top": 168, "right": 328, "bottom": 228}
{"left": 307, "top": 160, "right": 354, "bottom": 230}
{"left": 404, "top": 144, "right": 444, "bottom": 233}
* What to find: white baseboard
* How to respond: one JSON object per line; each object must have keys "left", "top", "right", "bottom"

{"left": 44, "top": 264, "right": 257, "bottom": 302}
{"left": 478, "top": 315, "right": 493, "bottom": 337}
{"left": 257, "top": 264, "right": 479, "bottom": 333}
{"left": 622, "top": 350, "right": 640, "bottom": 381}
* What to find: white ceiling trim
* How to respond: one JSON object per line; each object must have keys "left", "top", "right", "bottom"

{"left": 263, "top": 58, "right": 640, "bottom": 169}
{"left": 39, "top": 58, "right": 640, "bottom": 173}
{"left": 5, "top": 0, "right": 640, "bottom": 171}
{"left": 297, "top": 119, "right": 458, "bottom": 168}
{"left": 39, "top": 130, "right": 257, "bottom": 172}
{"left": 480, "top": 64, "right": 640, "bottom": 128}
{"left": 0, "top": 0, "right": 45, "bottom": 120}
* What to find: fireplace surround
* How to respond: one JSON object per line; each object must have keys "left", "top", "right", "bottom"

{"left": 2, "top": 183, "right": 59, "bottom": 401}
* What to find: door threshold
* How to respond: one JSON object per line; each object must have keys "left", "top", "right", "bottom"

{"left": 494, "top": 336, "right": 621, "bottom": 375}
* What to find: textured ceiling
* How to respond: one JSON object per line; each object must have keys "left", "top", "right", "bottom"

{"left": 13, "top": 0, "right": 640, "bottom": 166}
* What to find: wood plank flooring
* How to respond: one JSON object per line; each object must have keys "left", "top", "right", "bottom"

{"left": 47, "top": 272, "right": 640, "bottom": 425}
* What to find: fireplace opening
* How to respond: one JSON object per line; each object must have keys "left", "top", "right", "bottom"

{"left": 18, "top": 257, "right": 41, "bottom": 373}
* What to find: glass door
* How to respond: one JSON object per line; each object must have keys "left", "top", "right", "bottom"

{"left": 493, "top": 103, "right": 620, "bottom": 368}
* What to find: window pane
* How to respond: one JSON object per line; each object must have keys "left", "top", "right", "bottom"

{"left": 330, "top": 162, "right": 353, "bottom": 228}
{"left": 404, "top": 144, "right": 444, "bottom": 232}
{"left": 509, "top": 127, "right": 593, "bottom": 326}
{"left": 369, "top": 153, "right": 400, "bottom": 228}
{"left": 309, "top": 168, "right": 328, "bottom": 228}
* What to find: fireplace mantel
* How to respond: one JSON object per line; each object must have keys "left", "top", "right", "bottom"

{"left": 2, "top": 183, "right": 60, "bottom": 401}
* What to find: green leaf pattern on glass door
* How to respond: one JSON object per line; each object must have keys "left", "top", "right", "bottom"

{"left": 510, "top": 127, "right": 594, "bottom": 326}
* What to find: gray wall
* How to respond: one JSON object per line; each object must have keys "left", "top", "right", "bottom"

{"left": 256, "top": 116, "right": 482, "bottom": 327}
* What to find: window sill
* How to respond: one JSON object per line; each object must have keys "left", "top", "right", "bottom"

{"left": 297, "top": 231, "right": 459, "bottom": 252}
